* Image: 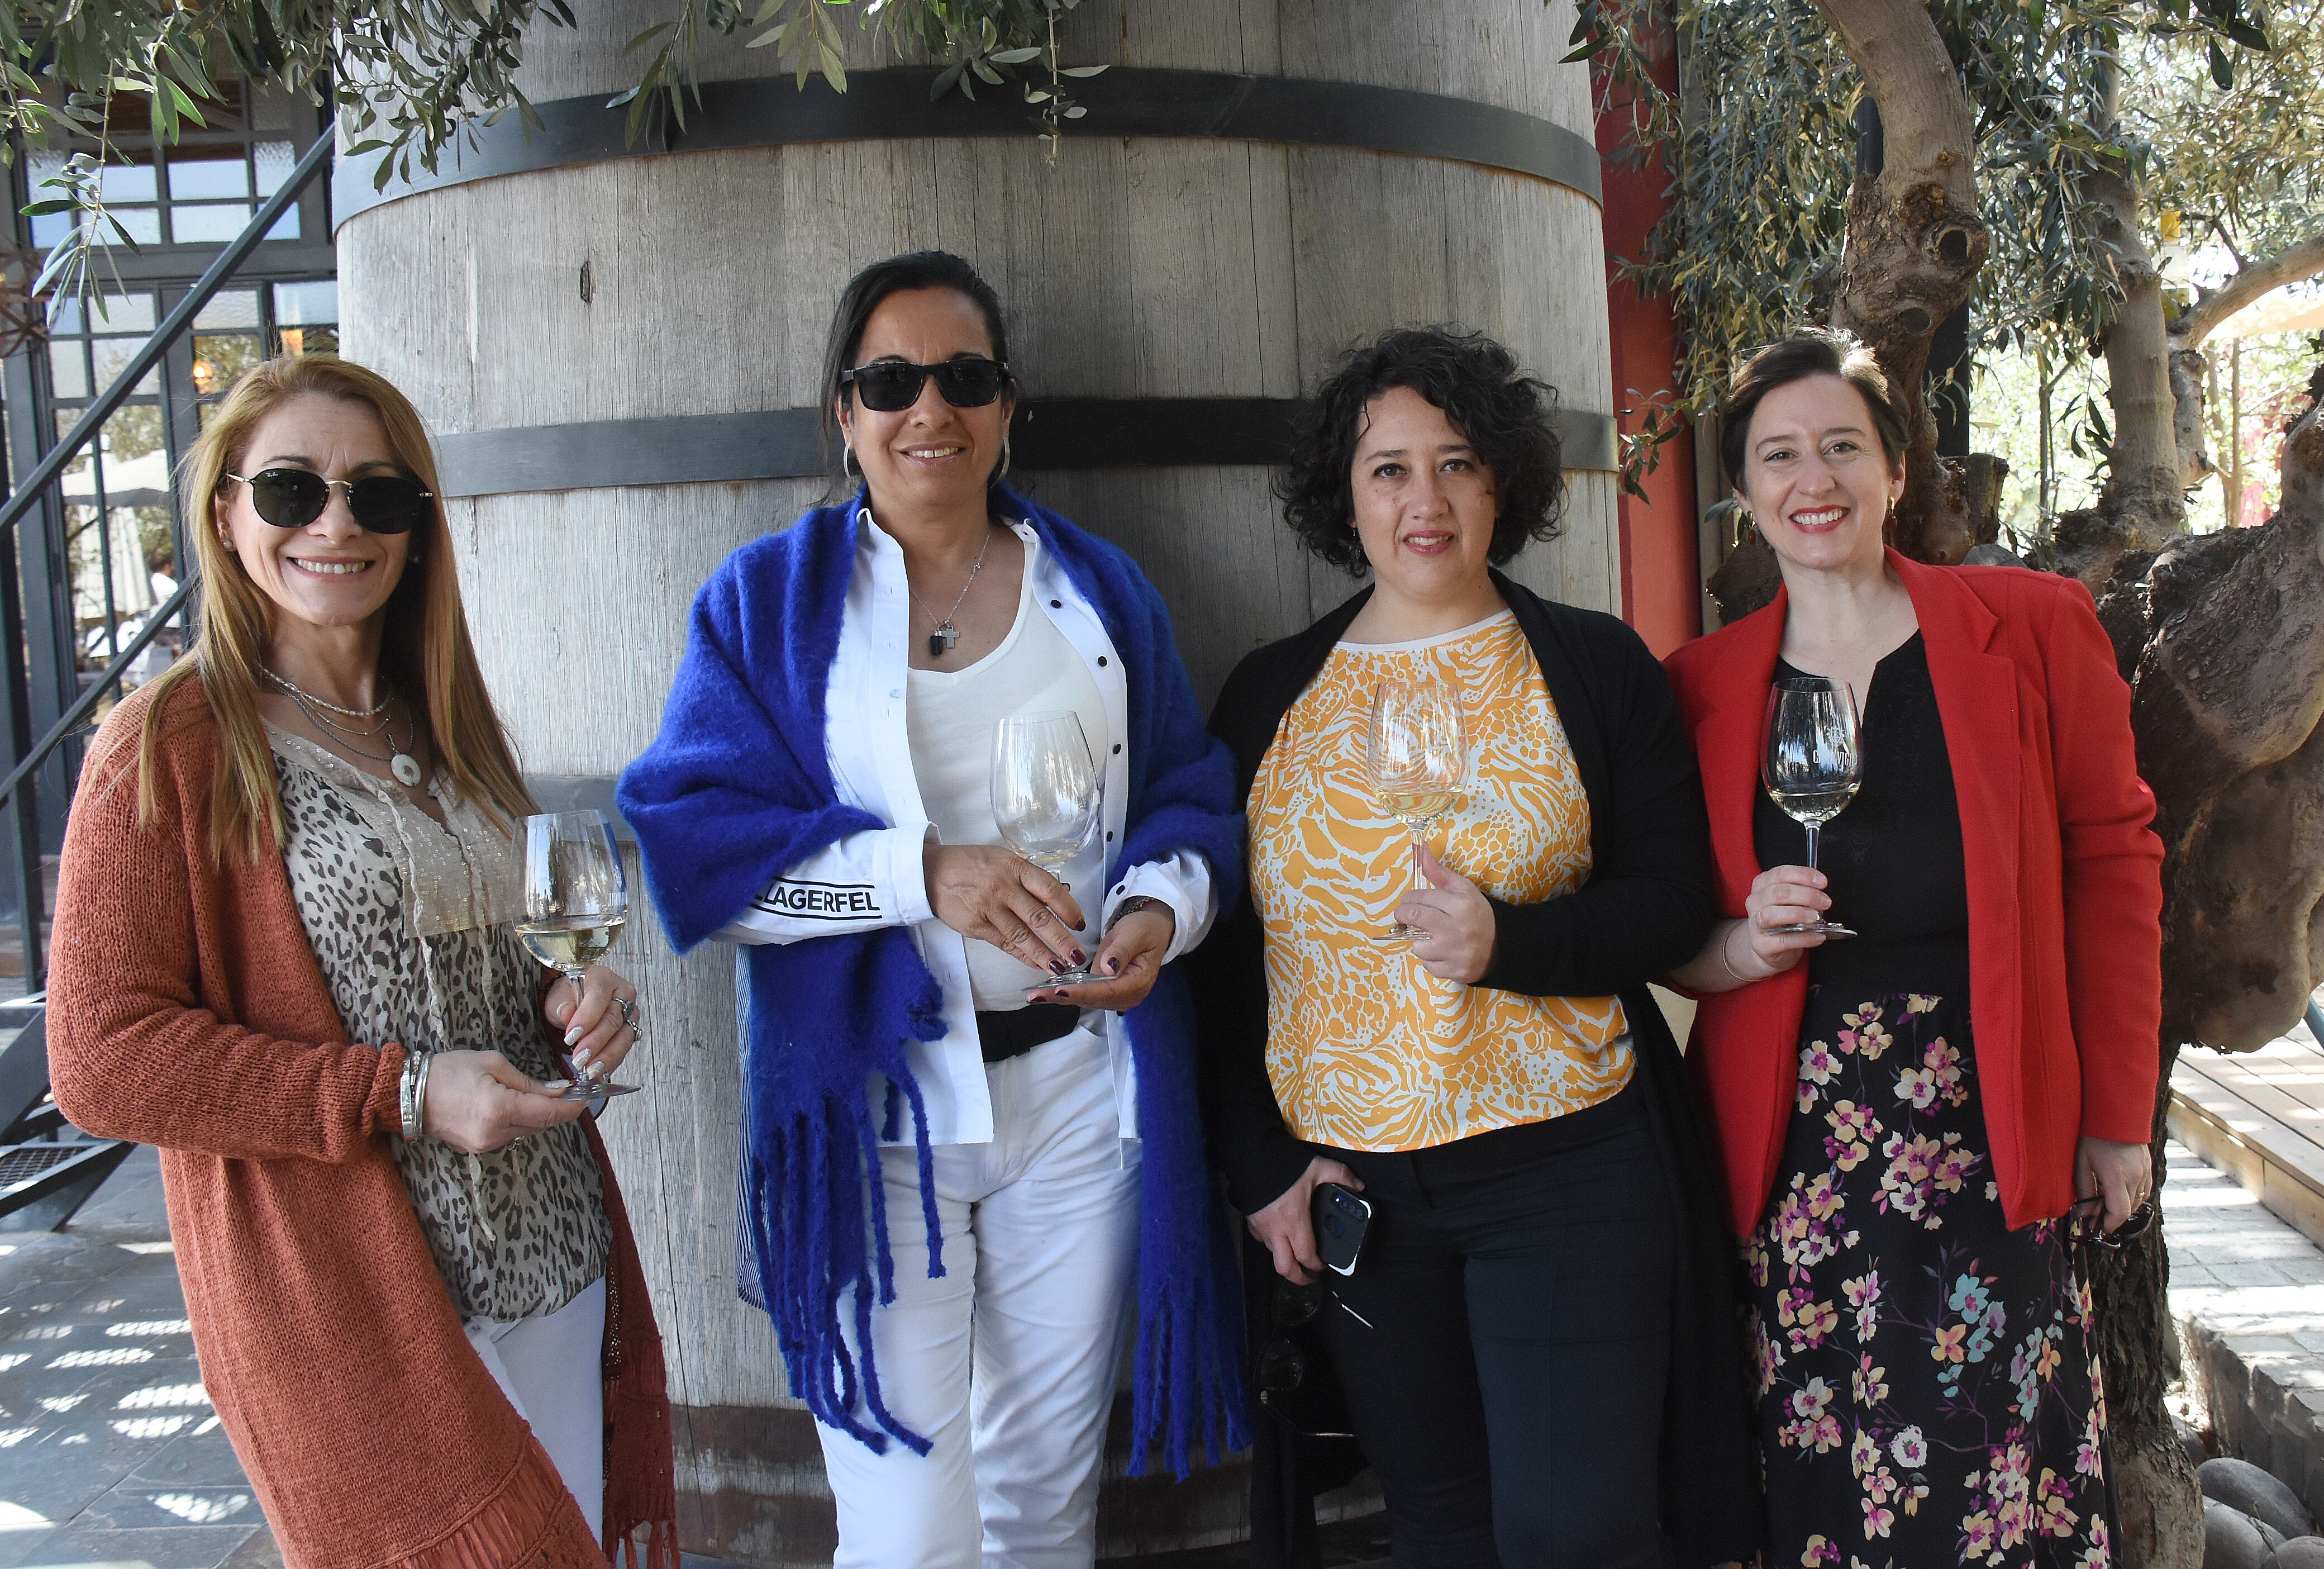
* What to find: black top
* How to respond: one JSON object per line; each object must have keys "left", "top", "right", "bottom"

{"left": 1755, "top": 633, "right": 1970, "bottom": 992}
{"left": 1193, "top": 572, "right": 1759, "bottom": 1569}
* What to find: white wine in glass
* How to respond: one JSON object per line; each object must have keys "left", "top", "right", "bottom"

{"left": 1367, "top": 677, "right": 1468, "bottom": 945}
{"left": 1761, "top": 676, "right": 1862, "bottom": 939}
{"left": 993, "top": 711, "right": 1103, "bottom": 991}
{"left": 516, "top": 809, "right": 641, "bottom": 1102}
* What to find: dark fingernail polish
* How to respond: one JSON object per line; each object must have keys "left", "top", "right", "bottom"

{"left": 1106, "top": 957, "right": 1121, "bottom": 974}
{"left": 1049, "top": 960, "right": 1066, "bottom": 975}
{"left": 1071, "top": 949, "right": 1087, "bottom": 967}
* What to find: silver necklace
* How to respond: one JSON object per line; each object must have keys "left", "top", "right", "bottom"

{"left": 260, "top": 665, "right": 390, "bottom": 720}
{"left": 907, "top": 526, "right": 997, "bottom": 657}
{"left": 270, "top": 677, "right": 425, "bottom": 787}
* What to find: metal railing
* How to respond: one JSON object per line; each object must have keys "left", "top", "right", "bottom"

{"left": 0, "top": 131, "right": 334, "bottom": 986}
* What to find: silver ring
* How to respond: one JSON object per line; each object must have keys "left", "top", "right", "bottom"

{"left": 615, "top": 994, "right": 635, "bottom": 1025}
{"left": 628, "top": 1021, "right": 642, "bottom": 1043}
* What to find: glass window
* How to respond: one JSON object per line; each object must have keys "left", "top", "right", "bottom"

{"left": 108, "top": 208, "right": 163, "bottom": 246}
{"left": 253, "top": 141, "right": 296, "bottom": 196}
{"left": 88, "top": 294, "right": 158, "bottom": 335}
{"left": 189, "top": 333, "right": 262, "bottom": 399}
{"left": 273, "top": 280, "right": 337, "bottom": 325}
{"left": 264, "top": 206, "right": 300, "bottom": 243}
{"left": 46, "top": 296, "right": 84, "bottom": 335}
{"left": 278, "top": 325, "right": 337, "bottom": 358}
{"left": 88, "top": 339, "right": 161, "bottom": 400}
{"left": 169, "top": 205, "right": 251, "bottom": 244}
{"left": 166, "top": 157, "right": 249, "bottom": 201}
{"left": 46, "top": 340, "right": 88, "bottom": 400}
{"left": 196, "top": 289, "right": 261, "bottom": 330}
{"left": 96, "top": 163, "right": 158, "bottom": 205}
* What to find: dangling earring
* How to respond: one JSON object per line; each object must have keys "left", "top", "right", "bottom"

{"left": 998, "top": 435, "right": 1012, "bottom": 479}
{"left": 842, "top": 441, "right": 861, "bottom": 478}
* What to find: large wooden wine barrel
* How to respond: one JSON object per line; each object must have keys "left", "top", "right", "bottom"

{"left": 335, "top": 4, "right": 1615, "bottom": 1559}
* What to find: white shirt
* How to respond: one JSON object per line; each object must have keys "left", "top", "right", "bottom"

{"left": 906, "top": 540, "right": 1112, "bottom": 1009}
{"left": 715, "top": 510, "right": 1218, "bottom": 1145}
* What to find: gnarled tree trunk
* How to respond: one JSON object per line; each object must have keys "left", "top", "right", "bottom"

{"left": 2089, "top": 366, "right": 2324, "bottom": 1569}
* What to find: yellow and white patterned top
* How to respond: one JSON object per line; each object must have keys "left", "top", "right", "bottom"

{"left": 1250, "top": 610, "right": 1632, "bottom": 1152}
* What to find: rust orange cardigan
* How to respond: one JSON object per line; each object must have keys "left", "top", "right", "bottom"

{"left": 47, "top": 680, "right": 677, "bottom": 1569}
{"left": 1663, "top": 552, "right": 2164, "bottom": 1236}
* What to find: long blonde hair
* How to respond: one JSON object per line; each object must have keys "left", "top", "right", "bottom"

{"left": 133, "top": 355, "right": 534, "bottom": 862}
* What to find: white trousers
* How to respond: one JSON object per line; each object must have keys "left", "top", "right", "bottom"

{"left": 818, "top": 1025, "right": 1144, "bottom": 1569}
{"left": 465, "top": 1274, "right": 607, "bottom": 1543}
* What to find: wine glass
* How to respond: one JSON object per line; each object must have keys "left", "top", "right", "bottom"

{"left": 993, "top": 712, "right": 1103, "bottom": 990}
{"left": 515, "top": 810, "right": 641, "bottom": 1102}
{"left": 1761, "top": 676, "right": 1862, "bottom": 939}
{"left": 1367, "top": 678, "right": 1468, "bottom": 945}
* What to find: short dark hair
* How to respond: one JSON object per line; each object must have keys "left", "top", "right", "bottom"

{"left": 1277, "top": 326, "right": 1566, "bottom": 575}
{"left": 819, "top": 250, "right": 1017, "bottom": 483}
{"left": 1719, "top": 328, "right": 1909, "bottom": 491}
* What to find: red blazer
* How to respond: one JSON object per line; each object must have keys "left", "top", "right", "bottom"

{"left": 1663, "top": 550, "right": 2164, "bottom": 1235}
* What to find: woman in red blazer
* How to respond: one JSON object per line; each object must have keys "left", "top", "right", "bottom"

{"left": 1662, "top": 329, "right": 2163, "bottom": 1567}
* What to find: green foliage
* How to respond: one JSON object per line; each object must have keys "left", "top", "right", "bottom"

{"left": 2131, "top": 0, "right": 2324, "bottom": 272}
{"left": 1569, "top": 0, "right": 2274, "bottom": 416}
{"left": 7, "top": 0, "right": 1086, "bottom": 301}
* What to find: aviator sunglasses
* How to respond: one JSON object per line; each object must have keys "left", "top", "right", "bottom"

{"left": 226, "top": 468, "right": 434, "bottom": 535}
{"left": 840, "top": 355, "right": 1012, "bottom": 414}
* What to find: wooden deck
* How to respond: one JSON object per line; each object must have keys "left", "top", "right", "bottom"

{"left": 2169, "top": 1012, "right": 2324, "bottom": 1251}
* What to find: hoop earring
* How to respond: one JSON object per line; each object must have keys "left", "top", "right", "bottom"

{"left": 998, "top": 435, "right": 1012, "bottom": 479}
{"left": 841, "top": 441, "right": 861, "bottom": 478}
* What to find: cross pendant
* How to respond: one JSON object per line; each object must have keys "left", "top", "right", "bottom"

{"left": 929, "top": 621, "right": 960, "bottom": 657}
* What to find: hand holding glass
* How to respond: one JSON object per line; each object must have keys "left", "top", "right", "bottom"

{"left": 515, "top": 809, "right": 641, "bottom": 1102}
{"left": 1761, "top": 676, "right": 1861, "bottom": 939}
{"left": 993, "top": 712, "right": 1103, "bottom": 991}
{"left": 1367, "top": 678, "right": 1468, "bottom": 945}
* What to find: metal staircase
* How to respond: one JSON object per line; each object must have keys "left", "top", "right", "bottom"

{"left": 0, "top": 132, "right": 331, "bottom": 1227}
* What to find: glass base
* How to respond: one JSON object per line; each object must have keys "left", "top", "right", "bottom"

{"left": 1022, "top": 965, "right": 1094, "bottom": 999}
{"left": 1764, "top": 920, "right": 1858, "bottom": 939}
{"left": 548, "top": 1077, "right": 642, "bottom": 1104}
{"left": 1373, "top": 921, "right": 1428, "bottom": 946}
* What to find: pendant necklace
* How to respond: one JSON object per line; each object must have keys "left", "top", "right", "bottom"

{"left": 263, "top": 667, "right": 425, "bottom": 786}
{"left": 908, "top": 525, "right": 996, "bottom": 658}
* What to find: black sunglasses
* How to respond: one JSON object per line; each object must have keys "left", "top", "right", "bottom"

{"left": 1256, "top": 1278, "right": 1370, "bottom": 1439}
{"left": 227, "top": 468, "right": 434, "bottom": 535}
{"left": 840, "top": 356, "right": 1011, "bottom": 414}
{"left": 2065, "top": 1195, "right": 2157, "bottom": 1249}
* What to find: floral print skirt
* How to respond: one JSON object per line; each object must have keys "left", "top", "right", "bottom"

{"left": 1745, "top": 985, "right": 2114, "bottom": 1568}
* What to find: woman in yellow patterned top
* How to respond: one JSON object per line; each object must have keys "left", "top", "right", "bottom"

{"left": 1196, "top": 327, "right": 1759, "bottom": 1569}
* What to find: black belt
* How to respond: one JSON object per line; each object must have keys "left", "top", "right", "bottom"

{"left": 974, "top": 1002, "right": 1082, "bottom": 1063}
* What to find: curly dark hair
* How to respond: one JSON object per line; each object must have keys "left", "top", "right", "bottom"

{"left": 1277, "top": 326, "right": 1566, "bottom": 574}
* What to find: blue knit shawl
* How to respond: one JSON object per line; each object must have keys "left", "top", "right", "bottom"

{"left": 617, "top": 488, "right": 1249, "bottom": 1476}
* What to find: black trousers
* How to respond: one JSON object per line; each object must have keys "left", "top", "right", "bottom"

{"left": 1316, "top": 1086, "right": 1675, "bottom": 1569}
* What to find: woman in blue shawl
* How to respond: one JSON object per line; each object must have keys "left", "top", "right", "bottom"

{"left": 619, "top": 251, "right": 1246, "bottom": 1568}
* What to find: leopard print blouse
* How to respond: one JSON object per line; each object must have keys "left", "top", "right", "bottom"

{"left": 269, "top": 727, "right": 609, "bottom": 1322}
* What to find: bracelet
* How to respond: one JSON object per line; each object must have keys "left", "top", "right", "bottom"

{"left": 1718, "top": 921, "right": 1752, "bottom": 985}
{"left": 398, "top": 1053, "right": 420, "bottom": 1141}
{"left": 401, "top": 1052, "right": 434, "bottom": 1143}
{"left": 1104, "top": 894, "right": 1168, "bottom": 935}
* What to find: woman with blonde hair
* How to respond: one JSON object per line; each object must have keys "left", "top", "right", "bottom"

{"left": 47, "top": 354, "right": 678, "bottom": 1567}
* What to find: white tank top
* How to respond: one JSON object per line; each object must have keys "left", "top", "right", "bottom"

{"left": 906, "top": 537, "right": 1112, "bottom": 1010}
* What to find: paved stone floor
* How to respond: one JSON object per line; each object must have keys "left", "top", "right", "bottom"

{"left": 11, "top": 1140, "right": 2303, "bottom": 1567}
{"left": 0, "top": 1148, "right": 279, "bottom": 1569}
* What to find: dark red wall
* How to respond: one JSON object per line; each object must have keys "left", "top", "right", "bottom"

{"left": 1595, "top": 17, "right": 1703, "bottom": 657}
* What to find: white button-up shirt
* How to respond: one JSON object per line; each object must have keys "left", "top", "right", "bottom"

{"left": 714, "top": 510, "right": 1217, "bottom": 1145}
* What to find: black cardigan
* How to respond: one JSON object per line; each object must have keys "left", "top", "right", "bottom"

{"left": 1192, "top": 573, "right": 1761, "bottom": 1569}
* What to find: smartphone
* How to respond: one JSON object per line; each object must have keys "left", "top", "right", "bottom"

{"left": 1309, "top": 1182, "right": 1373, "bottom": 1277}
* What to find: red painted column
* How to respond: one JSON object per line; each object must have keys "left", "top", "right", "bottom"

{"left": 1596, "top": 16, "right": 1702, "bottom": 657}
